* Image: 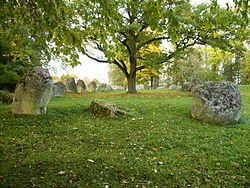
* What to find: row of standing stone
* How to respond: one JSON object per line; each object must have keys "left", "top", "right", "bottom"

{"left": 53, "top": 78, "right": 113, "bottom": 96}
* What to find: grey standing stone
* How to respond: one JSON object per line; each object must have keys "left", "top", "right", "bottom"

{"left": 157, "top": 86, "right": 166, "bottom": 90}
{"left": 77, "top": 80, "right": 86, "bottom": 94}
{"left": 113, "top": 86, "right": 125, "bottom": 91}
{"left": 105, "top": 85, "right": 113, "bottom": 91}
{"left": 136, "top": 85, "right": 145, "bottom": 90}
{"left": 12, "top": 67, "right": 53, "bottom": 114}
{"left": 191, "top": 81, "right": 241, "bottom": 125}
{"left": 87, "top": 81, "right": 97, "bottom": 92}
{"left": 65, "top": 78, "right": 77, "bottom": 94}
{"left": 181, "top": 82, "right": 192, "bottom": 92}
{"left": 52, "top": 82, "right": 65, "bottom": 96}
{"left": 169, "top": 85, "right": 177, "bottom": 90}
{"left": 97, "top": 83, "right": 107, "bottom": 92}
{"left": 191, "top": 78, "right": 202, "bottom": 87}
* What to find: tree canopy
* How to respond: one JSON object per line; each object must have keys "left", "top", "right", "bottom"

{"left": 74, "top": 0, "right": 248, "bottom": 93}
{"left": 1, "top": 0, "right": 249, "bottom": 93}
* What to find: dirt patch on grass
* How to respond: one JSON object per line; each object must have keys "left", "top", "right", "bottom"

{"left": 66, "top": 91, "right": 192, "bottom": 99}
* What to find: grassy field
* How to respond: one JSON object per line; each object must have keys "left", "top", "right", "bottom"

{"left": 0, "top": 87, "right": 249, "bottom": 187}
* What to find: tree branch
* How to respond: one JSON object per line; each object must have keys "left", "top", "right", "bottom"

{"left": 82, "top": 50, "right": 108, "bottom": 63}
{"left": 118, "top": 38, "right": 131, "bottom": 54}
{"left": 136, "top": 65, "right": 145, "bottom": 71}
{"left": 138, "top": 36, "right": 170, "bottom": 49}
{"left": 113, "top": 59, "right": 129, "bottom": 77}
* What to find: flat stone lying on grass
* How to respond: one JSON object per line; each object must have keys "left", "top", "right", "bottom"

{"left": 191, "top": 81, "right": 241, "bottom": 125}
{"left": 89, "top": 99, "right": 129, "bottom": 118}
{"left": 12, "top": 66, "right": 53, "bottom": 114}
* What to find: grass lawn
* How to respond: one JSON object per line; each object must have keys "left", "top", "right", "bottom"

{"left": 0, "top": 87, "right": 249, "bottom": 187}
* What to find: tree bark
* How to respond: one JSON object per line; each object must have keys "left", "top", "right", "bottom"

{"left": 150, "top": 77, "right": 153, "bottom": 90}
{"left": 127, "top": 72, "right": 137, "bottom": 94}
{"left": 127, "top": 41, "right": 137, "bottom": 94}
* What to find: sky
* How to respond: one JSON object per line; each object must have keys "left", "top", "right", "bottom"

{"left": 48, "top": 0, "right": 234, "bottom": 84}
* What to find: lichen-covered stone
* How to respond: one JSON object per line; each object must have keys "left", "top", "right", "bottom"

{"left": 191, "top": 81, "right": 241, "bottom": 125}
{"left": 181, "top": 83, "right": 192, "bottom": 92}
{"left": 0, "top": 90, "right": 14, "bottom": 103}
{"left": 136, "top": 85, "right": 145, "bottom": 90}
{"left": 52, "top": 82, "right": 65, "bottom": 96}
{"left": 65, "top": 78, "right": 77, "bottom": 94}
{"left": 113, "top": 86, "right": 125, "bottom": 91}
{"left": 87, "top": 81, "right": 97, "bottom": 92}
{"left": 105, "top": 85, "right": 113, "bottom": 91}
{"left": 89, "top": 99, "right": 129, "bottom": 118}
{"left": 12, "top": 67, "right": 53, "bottom": 114}
{"left": 169, "top": 85, "right": 177, "bottom": 90}
{"left": 97, "top": 83, "right": 107, "bottom": 92}
{"left": 76, "top": 80, "right": 86, "bottom": 93}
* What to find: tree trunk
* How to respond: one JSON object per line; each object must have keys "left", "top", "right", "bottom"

{"left": 127, "top": 72, "right": 137, "bottom": 94}
{"left": 150, "top": 77, "right": 153, "bottom": 90}
{"left": 127, "top": 44, "right": 137, "bottom": 94}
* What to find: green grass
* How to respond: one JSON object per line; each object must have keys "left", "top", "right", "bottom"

{"left": 0, "top": 89, "right": 249, "bottom": 187}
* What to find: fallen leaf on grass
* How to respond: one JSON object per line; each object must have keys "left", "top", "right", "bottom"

{"left": 87, "top": 159, "right": 95, "bottom": 163}
{"left": 231, "top": 162, "right": 240, "bottom": 168}
{"left": 216, "top": 162, "right": 221, "bottom": 166}
{"left": 58, "top": 171, "right": 66, "bottom": 175}
{"left": 175, "top": 154, "right": 181, "bottom": 158}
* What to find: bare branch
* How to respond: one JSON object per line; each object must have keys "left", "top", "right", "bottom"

{"left": 82, "top": 50, "right": 108, "bottom": 63}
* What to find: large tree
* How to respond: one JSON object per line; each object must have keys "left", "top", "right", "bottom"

{"left": 1, "top": 0, "right": 248, "bottom": 94}
{"left": 74, "top": 0, "right": 248, "bottom": 93}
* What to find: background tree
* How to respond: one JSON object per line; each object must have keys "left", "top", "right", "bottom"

{"left": 241, "top": 50, "right": 250, "bottom": 84}
{"left": 164, "top": 47, "right": 206, "bottom": 85}
{"left": 61, "top": 74, "right": 78, "bottom": 81}
{"left": 108, "top": 64, "right": 126, "bottom": 87}
{"left": 0, "top": 35, "right": 43, "bottom": 92}
{"left": 75, "top": 0, "right": 248, "bottom": 93}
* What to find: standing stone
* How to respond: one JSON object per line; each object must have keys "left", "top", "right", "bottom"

{"left": 157, "top": 86, "right": 166, "bottom": 90}
{"left": 65, "top": 78, "right": 77, "bottom": 94}
{"left": 12, "top": 67, "right": 53, "bottom": 114}
{"left": 113, "top": 86, "right": 125, "bottom": 91}
{"left": 105, "top": 85, "right": 113, "bottom": 91}
{"left": 169, "top": 85, "right": 177, "bottom": 90}
{"left": 181, "top": 82, "right": 192, "bottom": 92}
{"left": 87, "top": 81, "right": 97, "bottom": 92}
{"left": 191, "top": 78, "right": 203, "bottom": 92}
{"left": 52, "top": 82, "right": 65, "bottom": 96}
{"left": 191, "top": 81, "right": 241, "bottom": 125}
{"left": 191, "top": 78, "right": 202, "bottom": 87}
{"left": 136, "top": 85, "right": 145, "bottom": 90}
{"left": 97, "top": 83, "right": 107, "bottom": 92}
{"left": 76, "top": 80, "right": 86, "bottom": 94}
